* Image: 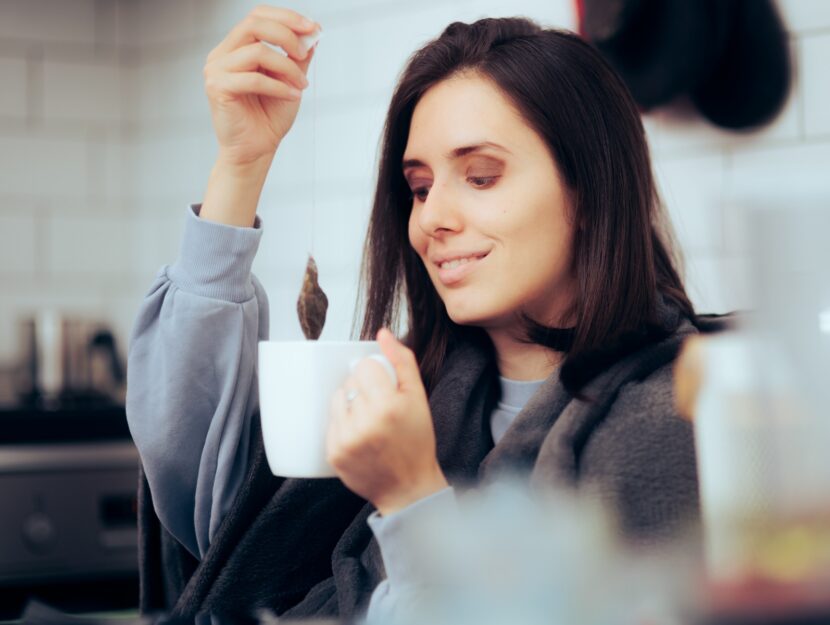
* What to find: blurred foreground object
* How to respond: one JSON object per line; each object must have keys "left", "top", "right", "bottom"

{"left": 676, "top": 196, "right": 830, "bottom": 621}
{"left": 577, "top": 0, "right": 791, "bottom": 130}
{"left": 363, "top": 479, "right": 697, "bottom": 625}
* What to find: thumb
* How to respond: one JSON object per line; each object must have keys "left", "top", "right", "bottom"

{"left": 377, "top": 328, "right": 424, "bottom": 395}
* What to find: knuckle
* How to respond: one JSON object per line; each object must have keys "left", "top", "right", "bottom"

{"left": 326, "top": 437, "right": 348, "bottom": 465}
{"left": 337, "top": 438, "right": 360, "bottom": 461}
{"left": 326, "top": 448, "right": 343, "bottom": 470}
{"left": 384, "top": 404, "right": 403, "bottom": 423}
{"left": 359, "top": 431, "right": 382, "bottom": 453}
{"left": 378, "top": 410, "right": 396, "bottom": 427}
{"left": 203, "top": 74, "right": 220, "bottom": 94}
{"left": 203, "top": 57, "right": 219, "bottom": 76}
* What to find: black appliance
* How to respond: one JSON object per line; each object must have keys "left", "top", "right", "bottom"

{"left": 0, "top": 404, "right": 139, "bottom": 618}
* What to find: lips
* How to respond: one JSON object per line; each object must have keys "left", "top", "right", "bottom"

{"left": 434, "top": 251, "right": 490, "bottom": 286}
{"left": 431, "top": 249, "right": 491, "bottom": 266}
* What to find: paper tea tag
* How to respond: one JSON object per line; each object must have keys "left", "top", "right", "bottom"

{"left": 261, "top": 26, "right": 323, "bottom": 56}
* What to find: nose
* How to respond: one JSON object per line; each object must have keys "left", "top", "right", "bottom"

{"left": 415, "top": 178, "right": 462, "bottom": 237}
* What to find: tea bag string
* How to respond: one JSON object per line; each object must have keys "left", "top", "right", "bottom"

{"left": 309, "top": 46, "right": 317, "bottom": 256}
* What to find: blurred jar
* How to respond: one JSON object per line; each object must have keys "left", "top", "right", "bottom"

{"left": 681, "top": 193, "right": 830, "bottom": 621}
{"left": 688, "top": 332, "right": 830, "bottom": 584}
{"left": 15, "top": 311, "right": 125, "bottom": 407}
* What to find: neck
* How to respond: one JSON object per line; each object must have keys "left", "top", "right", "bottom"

{"left": 486, "top": 327, "right": 564, "bottom": 381}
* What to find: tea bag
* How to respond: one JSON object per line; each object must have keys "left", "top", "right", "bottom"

{"left": 291, "top": 30, "right": 327, "bottom": 341}
{"left": 297, "top": 255, "right": 328, "bottom": 340}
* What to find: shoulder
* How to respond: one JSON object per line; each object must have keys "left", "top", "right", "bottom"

{"left": 579, "top": 350, "right": 700, "bottom": 541}
{"left": 581, "top": 317, "right": 697, "bottom": 465}
{"left": 585, "top": 363, "right": 691, "bottom": 464}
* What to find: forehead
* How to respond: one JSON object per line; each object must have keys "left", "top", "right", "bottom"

{"left": 405, "top": 75, "right": 529, "bottom": 157}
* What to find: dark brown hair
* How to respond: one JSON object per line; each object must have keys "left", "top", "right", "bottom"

{"left": 351, "top": 17, "right": 695, "bottom": 394}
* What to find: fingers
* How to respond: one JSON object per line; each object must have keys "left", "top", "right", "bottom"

{"left": 214, "top": 41, "right": 309, "bottom": 91}
{"left": 674, "top": 336, "right": 705, "bottom": 421}
{"left": 209, "top": 11, "right": 317, "bottom": 63}
{"left": 327, "top": 385, "right": 371, "bottom": 466}
{"left": 348, "top": 359, "right": 395, "bottom": 402}
{"left": 294, "top": 38, "right": 317, "bottom": 75}
{"left": 205, "top": 71, "right": 302, "bottom": 102}
{"left": 250, "top": 4, "right": 317, "bottom": 30}
{"left": 204, "top": 8, "right": 320, "bottom": 104}
{"left": 377, "top": 328, "right": 424, "bottom": 395}
{"left": 248, "top": 6, "right": 322, "bottom": 74}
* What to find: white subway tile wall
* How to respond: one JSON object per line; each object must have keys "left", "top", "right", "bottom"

{"left": 0, "top": 58, "right": 28, "bottom": 118}
{"left": 43, "top": 60, "right": 122, "bottom": 124}
{"left": 653, "top": 154, "right": 727, "bottom": 255}
{"left": 0, "top": 0, "right": 828, "bottom": 361}
{"left": 0, "top": 0, "right": 97, "bottom": 44}
{"left": 802, "top": 33, "right": 830, "bottom": 137}
{"left": 0, "top": 213, "right": 38, "bottom": 278}
{"left": 778, "top": 0, "right": 830, "bottom": 33}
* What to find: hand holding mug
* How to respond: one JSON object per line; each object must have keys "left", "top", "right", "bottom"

{"left": 327, "top": 328, "right": 449, "bottom": 516}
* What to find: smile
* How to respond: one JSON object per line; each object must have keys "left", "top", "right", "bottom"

{"left": 436, "top": 252, "right": 489, "bottom": 286}
{"left": 438, "top": 253, "right": 486, "bottom": 269}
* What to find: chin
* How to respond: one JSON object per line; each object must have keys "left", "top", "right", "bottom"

{"left": 443, "top": 304, "right": 483, "bottom": 327}
{"left": 444, "top": 302, "right": 504, "bottom": 328}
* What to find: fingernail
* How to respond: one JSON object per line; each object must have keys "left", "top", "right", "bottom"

{"left": 288, "top": 87, "right": 302, "bottom": 99}
{"left": 301, "top": 17, "right": 315, "bottom": 29}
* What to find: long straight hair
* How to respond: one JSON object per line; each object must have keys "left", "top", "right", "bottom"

{"left": 351, "top": 17, "right": 694, "bottom": 394}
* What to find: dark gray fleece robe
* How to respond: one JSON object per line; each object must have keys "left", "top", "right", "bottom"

{"left": 137, "top": 311, "right": 700, "bottom": 620}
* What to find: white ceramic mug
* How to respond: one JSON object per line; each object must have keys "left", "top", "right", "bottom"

{"left": 258, "top": 340, "right": 397, "bottom": 478}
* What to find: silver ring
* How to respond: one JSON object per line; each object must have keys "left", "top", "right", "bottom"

{"left": 345, "top": 388, "right": 359, "bottom": 410}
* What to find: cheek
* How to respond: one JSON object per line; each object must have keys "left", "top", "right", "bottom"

{"left": 408, "top": 212, "right": 427, "bottom": 257}
{"left": 508, "top": 202, "right": 574, "bottom": 281}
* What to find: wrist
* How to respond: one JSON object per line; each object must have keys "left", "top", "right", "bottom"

{"left": 200, "top": 152, "right": 275, "bottom": 228}
{"left": 375, "top": 468, "right": 450, "bottom": 517}
{"left": 214, "top": 149, "right": 275, "bottom": 180}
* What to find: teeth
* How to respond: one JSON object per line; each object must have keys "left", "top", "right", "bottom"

{"left": 439, "top": 255, "right": 481, "bottom": 270}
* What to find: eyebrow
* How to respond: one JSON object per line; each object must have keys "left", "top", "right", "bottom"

{"left": 402, "top": 141, "right": 511, "bottom": 172}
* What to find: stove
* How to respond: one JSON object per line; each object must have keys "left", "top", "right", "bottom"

{"left": 0, "top": 405, "right": 139, "bottom": 587}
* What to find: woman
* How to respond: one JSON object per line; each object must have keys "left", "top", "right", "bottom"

{"left": 127, "top": 6, "right": 700, "bottom": 620}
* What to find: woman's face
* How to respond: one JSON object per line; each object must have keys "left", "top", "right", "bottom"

{"left": 405, "top": 74, "right": 576, "bottom": 335}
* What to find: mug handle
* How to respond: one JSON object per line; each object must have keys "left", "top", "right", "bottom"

{"left": 349, "top": 354, "right": 398, "bottom": 387}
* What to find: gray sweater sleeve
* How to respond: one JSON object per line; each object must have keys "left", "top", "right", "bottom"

{"left": 365, "top": 487, "right": 458, "bottom": 623}
{"left": 126, "top": 204, "right": 268, "bottom": 558}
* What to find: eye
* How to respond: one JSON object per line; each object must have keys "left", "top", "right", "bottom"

{"left": 409, "top": 186, "right": 430, "bottom": 202}
{"left": 408, "top": 175, "right": 499, "bottom": 202}
{"left": 468, "top": 175, "right": 499, "bottom": 188}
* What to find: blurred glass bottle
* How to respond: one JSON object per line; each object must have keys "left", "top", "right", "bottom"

{"left": 687, "top": 193, "right": 830, "bottom": 620}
